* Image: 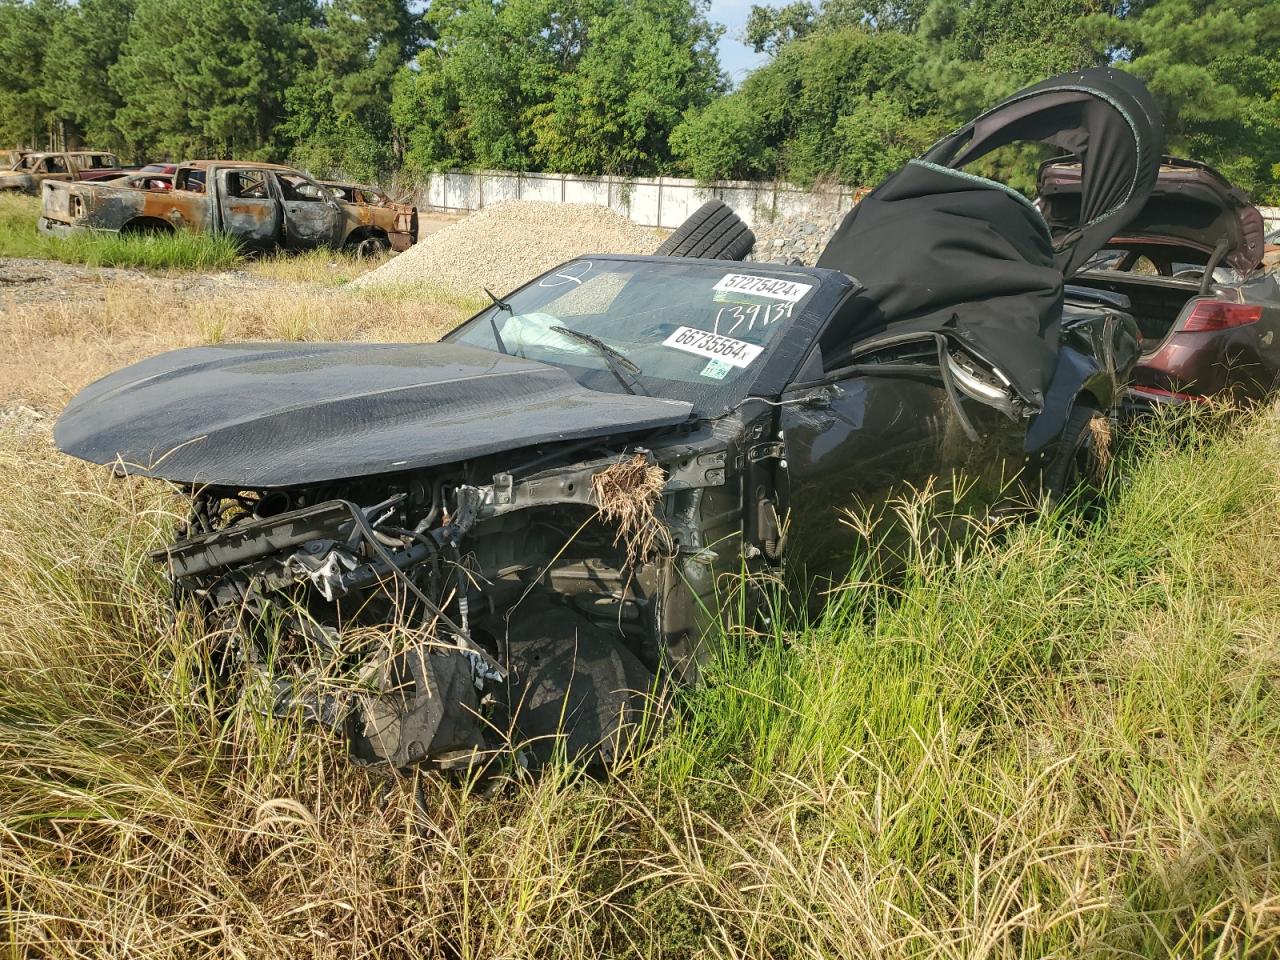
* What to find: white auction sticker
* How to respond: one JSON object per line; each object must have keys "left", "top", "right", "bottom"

{"left": 713, "top": 273, "right": 813, "bottom": 303}
{"left": 663, "top": 326, "right": 763, "bottom": 368}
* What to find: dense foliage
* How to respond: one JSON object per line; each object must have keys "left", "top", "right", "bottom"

{"left": 0, "top": 0, "right": 1275, "bottom": 199}
{"left": 673, "top": 0, "right": 1280, "bottom": 200}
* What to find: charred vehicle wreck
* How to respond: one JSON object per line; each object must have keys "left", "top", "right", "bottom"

{"left": 55, "top": 69, "right": 1162, "bottom": 770}
{"left": 40, "top": 161, "right": 418, "bottom": 255}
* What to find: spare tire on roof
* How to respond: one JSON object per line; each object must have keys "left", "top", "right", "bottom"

{"left": 655, "top": 200, "right": 755, "bottom": 261}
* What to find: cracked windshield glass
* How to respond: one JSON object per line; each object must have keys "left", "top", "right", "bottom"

{"left": 450, "top": 259, "right": 816, "bottom": 404}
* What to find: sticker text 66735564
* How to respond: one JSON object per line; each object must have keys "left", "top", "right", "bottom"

{"left": 662, "top": 326, "right": 764, "bottom": 368}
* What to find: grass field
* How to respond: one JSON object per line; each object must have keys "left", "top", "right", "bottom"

{"left": 1, "top": 401, "right": 1278, "bottom": 958}
{"left": 0, "top": 237, "right": 480, "bottom": 413}
{"left": 0, "top": 193, "right": 386, "bottom": 283}
{"left": 0, "top": 193, "right": 242, "bottom": 271}
{"left": 2, "top": 207, "right": 1279, "bottom": 956}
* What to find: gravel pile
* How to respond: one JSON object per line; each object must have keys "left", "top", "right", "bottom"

{"left": 353, "top": 201, "right": 663, "bottom": 299}
{"left": 0, "top": 403, "right": 50, "bottom": 436}
{"left": 748, "top": 210, "right": 848, "bottom": 266}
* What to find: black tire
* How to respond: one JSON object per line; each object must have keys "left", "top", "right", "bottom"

{"left": 1044, "top": 402, "right": 1111, "bottom": 507}
{"left": 503, "top": 608, "right": 657, "bottom": 768}
{"left": 120, "top": 218, "right": 175, "bottom": 236}
{"left": 352, "top": 234, "right": 391, "bottom": 259}
{"left": 655, "top": 200, "right": 755, "bottom": 261}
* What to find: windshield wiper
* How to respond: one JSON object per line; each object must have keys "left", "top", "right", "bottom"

{"left": 483, "top": 287, "right": 510, "bottom": 355}
{"left": 549, "top": 325, "right": 645, "bottom": 396}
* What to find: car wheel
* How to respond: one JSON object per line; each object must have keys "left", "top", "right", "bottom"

{"left": 655, "top": 200, "right": 756, "bottom": 261}
{"left": 1043, "top": 402, "right": 1111, "bottom": 508}
{"left": 353, "top": 234, "right": 390, "bottom": 259}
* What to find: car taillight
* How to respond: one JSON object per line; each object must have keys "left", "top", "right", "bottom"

{"left": 1180, "top": 300, "right": 1263, "bottom": 332}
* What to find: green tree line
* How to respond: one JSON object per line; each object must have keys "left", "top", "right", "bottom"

{"left": 0, "top": 0, "right": 1275, "bottom": 200}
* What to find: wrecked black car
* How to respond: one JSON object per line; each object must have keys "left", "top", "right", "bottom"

{"left": 54, "top": 68, "right": 1162, "bottom": 769}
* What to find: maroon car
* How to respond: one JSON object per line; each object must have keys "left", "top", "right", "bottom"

{"left": 1038, "top": 157, "right": 1280, "bottom": 409}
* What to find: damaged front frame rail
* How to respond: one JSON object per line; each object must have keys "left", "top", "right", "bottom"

{"left": 155, "top": 440, "right": 760, "bottom": 770}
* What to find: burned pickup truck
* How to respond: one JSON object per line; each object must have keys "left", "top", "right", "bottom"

{"left": 0, "top": 150, "right": 126, "bottom": 195}
{"left": 39, "top": 160, "right": 417, "bottom": 254}
{"left": 55, "top": 69, "right": 1160, "bottom": 769}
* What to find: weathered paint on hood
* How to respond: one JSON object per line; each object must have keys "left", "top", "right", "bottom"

{"left": 55, "top": 341, "right": 694, "bottom": 487}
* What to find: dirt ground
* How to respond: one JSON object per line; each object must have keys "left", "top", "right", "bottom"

{"left": 0, "top": 254, "right": 476, "bottom": 418}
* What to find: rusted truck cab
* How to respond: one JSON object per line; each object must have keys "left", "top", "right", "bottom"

{"left": 40, "top": 161, "right": 386, "bottom": 254}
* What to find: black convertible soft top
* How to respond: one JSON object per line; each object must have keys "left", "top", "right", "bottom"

{"left": 817, "top": 68, "right": 1163, "bottom": 408}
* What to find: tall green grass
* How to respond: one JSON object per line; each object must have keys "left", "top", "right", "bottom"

{"left": 0, "top": 192, "right": 242, "bottom": 271}
{"left": 0, "top": 193, "right": 390, "bottom": 279}
{"left": 1, "top": 405, "right": 1279, "bottom": 957}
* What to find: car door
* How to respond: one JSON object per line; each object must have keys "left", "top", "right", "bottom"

{"left": 274, "top": 173, "right": 341, "bottom": 251}
{"left": 216, "top": 168, "right": 281, "bottom": 251}
{"left": 777, "top": 333, "right": 1025, "bottom": 588}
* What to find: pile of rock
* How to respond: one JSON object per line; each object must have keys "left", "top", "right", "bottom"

{"left": 352, "top": 201, "right": 663, "bottom": 299}
{"left": 748, "top": 210, "right": 848, "bottom": 266}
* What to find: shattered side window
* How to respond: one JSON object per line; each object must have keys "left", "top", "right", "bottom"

{"left": 229, "top": 171, "right": 270, "bottom": 199}
{"left": 175, "top": 169, "right": 206, "bottom": 193}
{"left": 277, "top": 174, "right": 326, "bottom": 202}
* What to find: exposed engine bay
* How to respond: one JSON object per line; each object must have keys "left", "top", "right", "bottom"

{"left": 156, "top": 420, "right": 771, "bottom": 770}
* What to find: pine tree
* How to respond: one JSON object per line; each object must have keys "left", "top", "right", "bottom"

{"left": 42, "top": 0, "right": 135, "bottom": 152}
{"left": 282, "top": 0, "right": 421, "bottom": 180}
{"left": 109, "top": 0, "right": 316, "bottom": 160}
{"left": 0, "top": 0, "right": 65, "bottom": 149}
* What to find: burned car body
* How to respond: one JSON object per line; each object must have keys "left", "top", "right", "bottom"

{"left": 320, "top": 180, "right": 419, "bottom": 254}
{"left": 55, "top": 69, "right": 1161, "bottom": 768}
{"left": 0, "top": 150, "right": 125, "bottom": 194}
{"left": 39, "top": 160, "right": 410, "bottom": 255}
{"left": 1039, "top": 156, "right": 1280, "bottom": 408}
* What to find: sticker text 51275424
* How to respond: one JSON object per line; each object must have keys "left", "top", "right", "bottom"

{"left": 713, "top": 273, "right": 813, "bottom": 303}
{"left": 662, "top": 326, "right": 764, "bottom": 368}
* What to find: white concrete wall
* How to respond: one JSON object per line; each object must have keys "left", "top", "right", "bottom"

{"left": 414, "top": 170, "right": 859, "bottom": 229}
{"left": 417, "top": 170, "right": 1280, "bottom": 239}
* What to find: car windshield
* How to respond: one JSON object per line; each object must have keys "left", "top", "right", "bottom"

{"left": 447, "top": 259, "right": 818, "bottom": 412}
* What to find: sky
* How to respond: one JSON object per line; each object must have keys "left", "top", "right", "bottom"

{"left": 707, "top": 0, "right": 769, "bottom": 85}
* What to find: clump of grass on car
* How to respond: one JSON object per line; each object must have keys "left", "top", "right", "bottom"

{"left": 1, "top": 399, "right": 1279, "bottom": 957}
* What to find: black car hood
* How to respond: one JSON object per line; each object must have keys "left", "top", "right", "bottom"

{"left": 1038, "top": 155, "right": 1266, "bottom": 274}
{"left": 55, "top": 342, "right": 694, "bottom": 487}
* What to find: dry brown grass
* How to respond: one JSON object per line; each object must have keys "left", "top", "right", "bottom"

{"left": 3, "top": 407, "right": 1279, "bottom": 957}
{"left": 0, "top": 274, "right": 480, "bottom": 411}
{"left": 592, "top": 452, "right": 670, "bottom": 567}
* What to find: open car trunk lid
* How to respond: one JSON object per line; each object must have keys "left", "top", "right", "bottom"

{"left": 54, "top": 342, "right": 693, "bottom": 487}
{"left": 1038, "top": 156, "right": 1266, "bottom": 275}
